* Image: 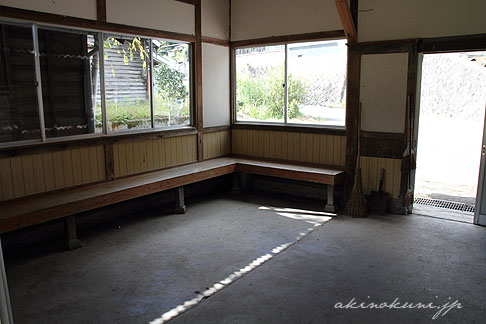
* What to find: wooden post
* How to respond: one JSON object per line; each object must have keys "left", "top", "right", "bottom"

{"left": 96, "top": 0, "right": 107, "bottom": 22}
{"left": 194, "top": 0, "right": 204, "bottom": 161}
{"left": 64, "top": 215, "right": 82, "bottom": 250}
{"left": 174, "top": 186, "right": 186, "bottom": 214}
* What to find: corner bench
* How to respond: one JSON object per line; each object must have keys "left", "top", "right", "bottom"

{"left": 0, "top": 157, "right": 344, "bottom": 249}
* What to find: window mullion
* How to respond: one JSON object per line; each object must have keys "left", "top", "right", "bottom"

{"left": 149, "top": 40, "right": 155, "bottom": 129}
{"left": 284, "top": 44, "right": 288, "bottom": 124}
{"left": 99, "top": 32, "right": 108, "bottom": 134}
{"left": 32, "top": 23, "right": 46, "bottom": 142}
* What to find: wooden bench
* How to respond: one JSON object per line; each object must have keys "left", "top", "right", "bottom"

{"left": 0, "top": 157, "right": 344, "bottom": 249}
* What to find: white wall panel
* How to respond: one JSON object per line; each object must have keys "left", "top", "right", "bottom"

{"left": 231, "top": 0, "right": 342, "bottom": 41}
{"left": 203, "top": 43, "right": 230, "bottom": 127}
{"left": 360, "top": 53, "right": 409, "bottom": 133}
{"left": 0, "top": 0, "right": 97, "bottom": 20}
{"left": 202, "top": 0, "right": 229, "bottom": 40}
{"left": 106, "top": 0, "right": 194, "bottom": 35}
{"left": 359, "top": 0, "right": 486, "bottom": 42}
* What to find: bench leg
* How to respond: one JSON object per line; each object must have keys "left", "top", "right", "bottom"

{"left": 174, "top": 186, "right": 186, "bottom": 214}
{"left": 324, "top": 184, "right": 337, "bottom": 213}
{"left": 64, "top": 215, "right": 81, "bottom": 250}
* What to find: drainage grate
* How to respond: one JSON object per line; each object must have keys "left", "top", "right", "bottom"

{"left": 414, "top": 197, "right": 475, "bottom": 213}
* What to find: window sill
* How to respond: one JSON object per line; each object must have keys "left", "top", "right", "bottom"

{"left": 0, "top": 126, "right": 197, "bottom": 157}
{"left": 231, "top": 122, "right": 346, "bottom": 136}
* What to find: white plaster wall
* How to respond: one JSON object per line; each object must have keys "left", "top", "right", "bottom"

{"left": 202, "top": 0, "right": 229, "bottom": 40}
{"left": 360, "top": 53, "right": 408, "bottom": 133}
{"left": 0, "top": 0, "right": 97, "bottom": 20}
{"left": 231, "top": 0, "right": 342, "bottom": 41}
{"left": 203, "top": 43, "right": 230, "bottom": 127}
{"left": 106, "top": 0, "right": 194, "bottom": 35}
{"left": 359, "top": 0, "right": 486, "bottom": 42}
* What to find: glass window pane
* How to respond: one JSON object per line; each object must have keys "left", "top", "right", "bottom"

{"left": 0, "top": 22, "right": 40, "bottom": 143}
{"left": 104, "top": 34, "right": 151, "bottom": 132}
{"left": 235, "top": 45, "right": 285, "bottom": 123}
{"left": 38, "top": 27, "right": 101, "bottom": 137}
{"left": 152, "top": 40, "right": 190, "bottom": 128}
{"left": 287, "top": 39, "right": 347, "bottom": 126}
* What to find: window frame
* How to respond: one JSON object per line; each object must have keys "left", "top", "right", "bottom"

{"left": 0, "top": 18, "right": 194, "bottom": 149}
{"left": 232, "top": 37, "right": 347, "bottom": 130}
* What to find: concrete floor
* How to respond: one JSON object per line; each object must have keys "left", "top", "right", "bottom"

{"left": 4, "top": 192, "right": 486, "bottom": 324}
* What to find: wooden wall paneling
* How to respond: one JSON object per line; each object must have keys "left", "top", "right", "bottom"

{"left": 264, "top": 131, "right": 270, "bottom": 158}
{"left": 326, "top": 135, "right": 334, "bottom": 165}
{"left": 146, "top": 140, "right": 153, "bottom": 171}
{"left": 32, "top": 154, "right": 47, "bottom": 194}
{"left": 61, "top": 150, "right": 74, "bottom": 188}
{"left": 52, "top": 151, "right": 66, "bottom": 189}
{"left": 368, "top": 156, "right": 378, "bottom": 193}
{"left": 71, "top": 148, "right": 83, "bottom": 186}
{"left": 165, "top": 137, "right": 172, "bottom": 167}
{"left": 21, "top": 154, "right": 35, "bottom": 196}
{"left": 113, "top": 144, "right": 120, "bottom": 178}
{"left": 118, "top": 143, "right": 128, "bottom": 177}
{"left": 132, "top": 141, "right": 141, "bottom": 174}
{"left": 97, "top": 145, "right": 105, "bottom": 181}
{"left": 139, "top": 140, "right": 147, "bottom": 172}
{"left": 0, "top": 158, "right": 14, "bottom": 200}
{"left": 312, "top": 134, "right": 319, "bottom": 163}
{"left": 182, "top": 136, "right": 189, "bottom": 163}
{"left": 87, "top": 146, "right": 98, "bottom": 183}
{"left": 269, "top": 131, "right": 276, "bottom": 158}
{"left": 10, "top": 156, "right": 25, "bottom": 197}
{"left": 281, "top": 132, "right": 288, "bottom": 159}
{"left": 151, "top": 139, "right": 160, "bottom": 169}
{"left": 176, "top": 136, "right": 183, "bottom": 164}
{"left": 293, "top": 133, "right": 301, "bottom": 161}
{"left": 333, "top": 136, "right": 341, "bottom": 165}
{"left": 158, "top": 138, "right": 166, "bottom": 169}
{"left": 299, "top": 133, "right": 306, "bottom": 162}
{"left": 79, "top": 147, "right": 91, "bottom": 184}
{"left": 42, "top": 152, "right": 56, "bottom": 191}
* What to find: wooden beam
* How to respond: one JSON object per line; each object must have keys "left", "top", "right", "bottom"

{"left": 230, "top": 30, "right": 345, "bottom": 48}
{"left": 96, "top": 0, "right": 106, "bottom": 22}
{"left": 351, "top": 39, "right": 417, "bottom": 54}
{"left": 419, "top": 33, "right": 486, "bottom": 53}
{"left": 174, "top": 0, "right": 195, "bottom": 5}
{"left": 334, "top": 0, "right": 357, "bottom": 43}
{"left": 202, "top": 36, "right": 230, "bottom": 47}
{"left": 194, "top": 0, "right": 204, "bottom": 161}
{"left": 202, "top": 125, "right": 231, "bottom": 133}
{"left": 0, "top": 5, "right": 195, "bottom": 43}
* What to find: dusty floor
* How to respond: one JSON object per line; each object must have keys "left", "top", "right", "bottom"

{"left": 4, "top": 192, "right": 486, "bottom": 324}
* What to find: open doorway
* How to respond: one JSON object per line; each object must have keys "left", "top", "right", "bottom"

{"left": 414, "top": 51, "right": 486, "bottom": 222}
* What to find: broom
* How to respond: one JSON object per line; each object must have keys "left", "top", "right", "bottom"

{"left": 347, "top": 103, "right": 367, "bottom": 218}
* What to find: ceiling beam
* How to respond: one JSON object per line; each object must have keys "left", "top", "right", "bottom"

{"left": 334, "top": 0, "right": 357, "bottom": 43}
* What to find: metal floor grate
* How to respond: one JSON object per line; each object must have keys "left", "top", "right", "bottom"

{"left": 414, "top": 197, "right": 475, "bottom": 213}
